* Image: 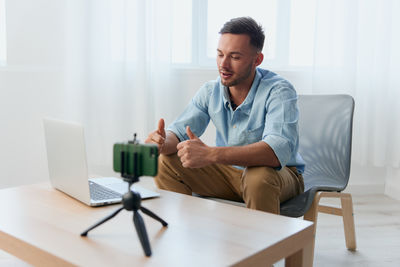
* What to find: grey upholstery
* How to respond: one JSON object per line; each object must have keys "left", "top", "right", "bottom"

{"left": 280, "top": 94, "right": 355, "bottom": 217}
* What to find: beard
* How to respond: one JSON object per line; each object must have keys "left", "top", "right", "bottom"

{"left": 220, "top": 63, "right": 254, "bottom": 87}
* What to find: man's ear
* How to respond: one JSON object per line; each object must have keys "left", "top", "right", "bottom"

{"left": 255, "top": 52, "right": 264, "bottom": 66}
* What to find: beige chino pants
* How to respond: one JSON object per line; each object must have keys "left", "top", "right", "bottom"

{"left": 154, "top": 154, "right": 304, "bottom": 214}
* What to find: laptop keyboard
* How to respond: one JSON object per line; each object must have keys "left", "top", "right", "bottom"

{"left": 89, "top": 181, "right": 122, "bottom": 201}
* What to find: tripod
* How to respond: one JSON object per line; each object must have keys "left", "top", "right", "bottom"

{"left": 81, "top": 152, "right": 168, "bottom": 257}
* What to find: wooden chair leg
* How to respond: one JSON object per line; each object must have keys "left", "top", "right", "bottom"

{"left": 297, "top": 191, "right": 357, "bottom": 267}
{"left": 317, "top": 192, "right": 357, "bottom": 251}
{"left": 340, "top": 193, "right": 357, "bottom": 250}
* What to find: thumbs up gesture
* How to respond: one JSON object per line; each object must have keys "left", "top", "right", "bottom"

{"left": 186, "top": 125, "right": 198, "bottom": 140}
{"left": 145, "top": 118, "right": 166, "bottom": 153}
{"left": 176, "top": 126, "right": 212, "bottom": 168}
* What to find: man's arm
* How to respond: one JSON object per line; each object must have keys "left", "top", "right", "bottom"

{"left": 162, "top": 131, "right": 180, "bottom": 155}
{"left": 177, "top": 126, "right": 280, "bottom": 168}
{"left": 210, "top": 141, "right": 280, "bottom": 167}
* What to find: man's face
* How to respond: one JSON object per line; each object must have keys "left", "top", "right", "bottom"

{"left": 217, "top": 33, "right": 261, "bottom": 88}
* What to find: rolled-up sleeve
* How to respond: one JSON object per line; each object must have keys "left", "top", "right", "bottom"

{"left": 167, "top": 84, "right": 211, "bottom": 141}
{"left": 262, "top": 82, "right": 299, "bottom": 169}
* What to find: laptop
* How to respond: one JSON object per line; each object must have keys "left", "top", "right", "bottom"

{"left": 43, "top": 118, "right": 160, "bottom": 206}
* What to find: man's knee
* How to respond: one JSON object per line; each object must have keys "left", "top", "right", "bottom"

{"left": 242, "top": 166, "right": 281, "bottom": 191}
{"left": 241, "top": 166, "right": 281, "bottom": 213}
{"left": 155, "top": 153, "right": 192, "bottom": 194}
{"left": 157, "top": 154, "right": 182, "bottom": 175}
{"left": 155, "top": 154, "right": 180, "bottom": 185}
{"left": 158, "top": 153, "right": 180, "bottom": 167}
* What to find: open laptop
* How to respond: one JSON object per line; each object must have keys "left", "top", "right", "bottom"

{"left": 43, "top": 118, "right": 160, "bottom": 206}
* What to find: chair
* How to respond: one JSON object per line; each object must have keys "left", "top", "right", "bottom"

{"left": 280, "top": 94, "right": 356, "bottom": 262}
{"left": 194, "top": 94, "right": 356, "bottom": 265}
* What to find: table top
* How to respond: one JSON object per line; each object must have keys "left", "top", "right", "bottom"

{"left": 0, "top": 183, "right": 313, "bottom": 266}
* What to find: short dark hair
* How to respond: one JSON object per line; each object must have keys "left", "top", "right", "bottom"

{"left": 219, "top": 17, "right": 265, "bottom": 52}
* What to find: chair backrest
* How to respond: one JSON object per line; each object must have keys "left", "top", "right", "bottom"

{"left": 298, "top": 94, "right": 355, "bottom": 192}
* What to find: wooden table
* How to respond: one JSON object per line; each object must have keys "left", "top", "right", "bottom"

{"left": 0, "top": 183, "right": 314, "bottom": 266}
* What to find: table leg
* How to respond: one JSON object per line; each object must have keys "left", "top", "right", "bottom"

{"left": 285, "top": 238, "right": 313, "bottom": 267}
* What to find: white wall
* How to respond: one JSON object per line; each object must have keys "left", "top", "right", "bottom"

{"left": 0, "top": 1, "right": 87, "bottom": 188}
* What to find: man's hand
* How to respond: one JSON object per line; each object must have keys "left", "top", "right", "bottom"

{"left": 177, "top": 126, "right": 214, "bottom": 168}
{"left": 145, "top": 118, "right": 166, "bottom": 154}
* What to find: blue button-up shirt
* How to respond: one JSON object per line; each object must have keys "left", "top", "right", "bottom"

{"left": 168, "top": 68, "right": 305, "bottom": 174}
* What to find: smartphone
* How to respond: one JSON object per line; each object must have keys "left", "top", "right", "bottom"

{"left": 113, "top": 143, "right": 158, "bottom": 177}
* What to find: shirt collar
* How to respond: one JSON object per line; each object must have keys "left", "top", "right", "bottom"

{"left": 223, "top": 87, "right": 231, "bottom": 110}
{"left": 221, "top": 68, "right": 262, "bottom": 114}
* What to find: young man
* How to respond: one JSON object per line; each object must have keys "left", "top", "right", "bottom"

{"left": 145, "top": 17, "right": 305, "bottom": 214}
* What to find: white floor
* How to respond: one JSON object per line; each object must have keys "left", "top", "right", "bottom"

{"left": 1, "top": 189, "right": 400, "bottom": 266}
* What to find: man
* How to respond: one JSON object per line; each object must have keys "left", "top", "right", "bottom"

{"left": 145, "top": 17, "right": 305, "bottom": 214}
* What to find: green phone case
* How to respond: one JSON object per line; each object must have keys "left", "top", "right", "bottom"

{"left": 113, "top": 143, "right": 158, "bottom": 177}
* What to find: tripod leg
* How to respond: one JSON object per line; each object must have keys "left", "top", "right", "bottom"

{"left": 81, "top": 207, "right": 124, "bottom": 236}
{"left": 133, "top": 211, "right": 152, "bottom": 257}
{"left": 140, "top": 206, "right": 168, "bottom": 227}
